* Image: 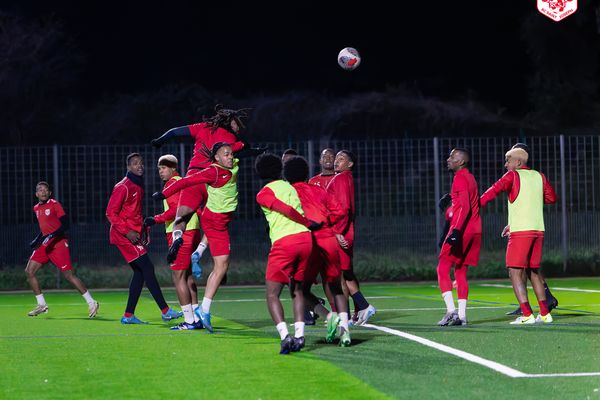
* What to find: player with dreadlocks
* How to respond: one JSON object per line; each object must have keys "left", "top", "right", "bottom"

{"left": 150, "top": 105, "right": 264, "bottom": 263}
{"left": 153, "top": 142, "right": 241, "bottom": 333}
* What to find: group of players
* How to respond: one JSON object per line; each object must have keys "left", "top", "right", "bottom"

{"left": 24, "top": 106, "right": 378, "bottom": 354}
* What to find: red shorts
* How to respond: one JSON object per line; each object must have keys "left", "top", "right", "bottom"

{"left": 439, "top": 232, "right": 481, "bottom": 266}
{"left": 506, "top": 231, "right": 544, "bottom": 269}
{"left": 30, "top": 237, "right": 72, "bottom": 271}
{"left": 201, "top": 208, "right": 234, "bottom": 257}
{"left": 110, "top": 227, "right": 147, "bottom": 263}
{"left": 178, "top": 169, "right": 208, "bottom": 211}
{"left": 305, "top": 236, "right": 341, "bottom": 283}
{"left": 266, "top": 232, "right": 312, "bottom": 283}
{"left": 167, "top": 229, "right": 201, "bottom": 270}
{"left": 338, "top": 229, "right": 354, "bottom": 271}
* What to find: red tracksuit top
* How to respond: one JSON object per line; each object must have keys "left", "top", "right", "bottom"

{"left": 479, "top": 167, "right": 557, "bottom": 207}
{"left": 325, "top": 170, "right": 355, "bottom": 237}
{"left": 187, "top": 122, "right": 245, "bottom": 170}
{"left": 292, "top": 182, "right": 346, "bottom": 239}
{"left": 308, "top": 173, "right": 336, "bottom": 189}
{"left": 106, "top": 176, "right": 144, "bottom": 240}
{"left": 449, "top": 168, "right": 481, "bottom": 235}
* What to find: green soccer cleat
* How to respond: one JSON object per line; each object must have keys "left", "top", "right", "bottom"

{"left": 339, "top": 327, "right": 351, "bottom": 347}
{"left": 326, "top": 313, "right": 340, "bottom": 343}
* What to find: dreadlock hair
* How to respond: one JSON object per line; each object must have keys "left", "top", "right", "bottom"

{"left": 198, "top": 141, "right": 232, "bottom": 163}
{"left": 337, "top": 150, "right": 357, "bottom": 169}
{"left": 203, "top": 104, "right": 251, "bottom": 134}
{"left": 255, "top": 153, "right": 282, "bottom": 180}
{"left": 282, "top": 156, "right": 309, "bottom": 184}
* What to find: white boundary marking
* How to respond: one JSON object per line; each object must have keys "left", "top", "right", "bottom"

{"left": 479, "top": 284, "right": 600, "bottom": 293}
{"left": 364, "top": 323, "right": 600, "bottom": 379}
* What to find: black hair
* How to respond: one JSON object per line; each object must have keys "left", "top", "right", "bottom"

{"left": 452, "top": 147, "right": 471, "bottom": 167}
{"left": 199, "top": 141, "right": 232, "bottom": 162}
{"left": 282, "top": 156, "right": 309, "bottom": 184}
{"left": 126, "top": 152, "right": 142, "bottom": 166}
{"left": 255, "top": 153, "right": 282, "bottom": 180}
{"left": 282, "top": 149, "right": 298, "bottom": 156}
{"left": 203, "top": 104, "right": 250, "bottom": 134}
{"left": 36, "top": 181, "right": 51, "bottom": 191}
{"left": 337, "top": 150, "right": 357, "bottom": 168}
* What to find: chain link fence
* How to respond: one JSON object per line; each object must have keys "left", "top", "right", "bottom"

{"left": 1, "top": 135, "right": 599, "bottom": 280}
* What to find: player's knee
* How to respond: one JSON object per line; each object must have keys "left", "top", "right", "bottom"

{"left": 342, "top": 270, "right": 356, "bottom": 282}
{"left": 328, "top": 281, "right": 344, "bottom": 296}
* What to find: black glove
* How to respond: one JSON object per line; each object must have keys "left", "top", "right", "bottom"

{"left": 143, "top": 217, "right": 156, "bottom": 227}
{"left": 445, "top": 229, "right": 462, "bottom": 247}
{"left": 308, "top": 221, "right": 323, "bottom": 231}
{"left": 152, "top": 191, "right": 165, "bottom": 201}
{"left": 150, "top": 139, "right": 162, "bottom": 148}
{"left": 29, "top": 235, "right": 47, "bottom": 250}
{"left": 438, "top": 193, "right": 451, "bottom": 211}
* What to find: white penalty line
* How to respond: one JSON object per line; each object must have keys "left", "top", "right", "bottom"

{"left": 363, "top": 323, "right": 600, "bottom": 379}
{"left": 479, "top": 284, "right": 600, "bottom": 293}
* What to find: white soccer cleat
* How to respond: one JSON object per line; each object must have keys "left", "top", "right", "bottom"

{"left": 509, "top": 314, "right": 536, "bottom": 325}
{"left": 535, "top": 313, "right": 553, "bottom": 324}
{"left": 88, "top": 301, "right": 100, "bottom": 318}
{"left": 355, "top": 304, "right": 376, "bottom": 326}
{"left": 28, "top": 304, "right": 48, "bottom": 317}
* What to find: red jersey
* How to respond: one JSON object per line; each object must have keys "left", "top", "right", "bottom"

{"left": 162, "top": 165, "right": 232, "bottom": 198}
{"left": 292, "top": 182, "right": 346, "bottom": 239}
{"left": 106, "top": 176, "right": 144, "bottom": 238}
{"left": 309, "top": 173, "right": 335, "bottom": 189}
{"left": 326, "top": 171, "right": 355, "bottom": 236}
{"left": 153, "top": 174, "right": 180, "bottom": 225}
{"left": 448, "top": 168, "right": 481, "bottom": 235}
{"left": 480, "top": 167, "right": 557, "bottom": 207}
{"left": 187, "top": 122, "right": 245, "bottom": 169}
{"left": 34, "top": 199, "right": 66, "bottom": 236}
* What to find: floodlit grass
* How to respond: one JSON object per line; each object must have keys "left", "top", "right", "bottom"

{"left": 1, "top": 278, "right": 599, "bottom": 399}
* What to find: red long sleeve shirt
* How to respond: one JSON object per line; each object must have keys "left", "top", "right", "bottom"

{"left": 187, "top": 123, "right": 245, "bottom": 169}
{"left": 480, "top": 168, "right": 557, "bottom": 207}
{"left": 34, "top": 199, "right": 66, "bottom": 236}
{"left": 448, "top": 168, "right": 481, "bottom": 235}
{"left": 256, "top": 186, "right": 312, "bottom": 227}
{"left": 161, "top": 165, "right": 231, "bottom": 199}
{"left": 325, "top": 170, "right": 355, "bottom": 236}
{"left": 308, "top": 173, "right": 335, "bottom": 189}
{"left": 106, "top": 177, "right": 144, "bottom": 236}
{"left": 153, "top": 174, "right": 180, "bottom": 225}
{"left": 292, "top": 182, "right": 346, "bottom": 238}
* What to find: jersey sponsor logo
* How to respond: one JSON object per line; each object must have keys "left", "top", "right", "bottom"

{"left": 45, "top": 209, "right": 51, "bottom": 216}
{"left": 537, "top": 0, "right": 577, "bottom": 21}
{"left": 222, "top": 175, "right": 228, "bottom": 178}
{"left": 132, "top": 192, "right": 138, "bottom": 197}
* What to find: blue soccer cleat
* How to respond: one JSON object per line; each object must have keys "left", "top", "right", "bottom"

{"left": 162, "top": 308, "right": 183, "bottom": 322}
{"left": 121, "top": 315, "right": 148, "bottom": 324}
{"left": 192, "top": 319, "right": 204, "bottom": 330}
{"left": 170, "top": 322, "right": 198, "bottom": 330}
{"left": 191, "top": 251, "right": 202, "bottom": 279}
{"left": 199, "top": 310, "right": 213, "bottom": 333}
{"left": 279, "top": 335, "right": 293, "bottom": 355}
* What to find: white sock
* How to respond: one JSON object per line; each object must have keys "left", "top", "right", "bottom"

{"left": 201, "top": 297, "right": 212, "bottom": 314}
{"left": 442, "top": 291, "right": 456, "bottom": 312}
{"left": 458, "top": 299, "right": 467, "bottom": 320}
{"left": 195, "top": 242, "right": 208, "bottom": 257}
{"left": 276, "top": 322, "right": 289, "bottom": 340}
{"left": 339, "top": 312, "right": 349, "bottom": 330}
{"left": 82, "top": 291, "right": 94, "bottom": 305}
{"left": 172, "top": 229, "right": 183, "bottom": 241}
{"left": 294, "top": 321, "right": 305, "bottom": 338}
{"left": 182, "top": 304, "right": 194, "bottom": 324}
{"left": 36, "top": 294, "right": 46, "bottom": 306}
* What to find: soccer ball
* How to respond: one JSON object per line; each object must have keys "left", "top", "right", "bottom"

{"left": 337, "top": 47, "right": 361, "bottom": 71}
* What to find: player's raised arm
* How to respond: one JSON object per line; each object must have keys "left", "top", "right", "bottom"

{"left": 480, "top": 171, "right": 515, "bottom": 208}
{"left": 150, "top": 126, "right": 191, "bottom": 148}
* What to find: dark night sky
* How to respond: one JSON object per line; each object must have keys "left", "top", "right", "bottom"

{"left": 6, "top": 1, "right": 535, "bottom": 110}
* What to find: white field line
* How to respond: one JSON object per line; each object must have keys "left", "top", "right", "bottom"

{"left": 364, "top": 323, "right": 600, "bottom": 379}
{"left": 479, "top": 284, "right": 600, "bottom": 293}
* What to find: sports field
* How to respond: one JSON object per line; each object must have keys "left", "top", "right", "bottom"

{"left": 1, "top": 277, "right": 599, "bottom": 399}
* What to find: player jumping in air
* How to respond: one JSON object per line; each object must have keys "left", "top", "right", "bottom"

{"left": 144, "top": 154, "right": 203, "bottom": 330}
{"left": 480, "top": 147, "right": 557, "bottom": 324}
{"left": 436, "top": 148, "right": 481, "bottom": 326}
{"left": 106, "top": 153, "right": 182, "bottom": 324}
{"left": 255, "top": 153, "right": 322, "bottom": 354}
{"left": 26, "top": 182, "right": 99, "bottom": 318}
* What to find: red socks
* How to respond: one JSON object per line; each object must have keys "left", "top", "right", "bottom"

{"left": 519, "top": 302, "right": 533, "bottom": 317}
{"left": 538, "top": 300, "right": 549, "bottom": 316}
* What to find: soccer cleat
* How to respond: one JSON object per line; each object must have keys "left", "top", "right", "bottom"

{"left": 170, "top": 322, "right": 198, "bottom": 330}
{"left": 339, "top": 327, "right": 351, "bottom": 347}
{"left": 167, "top": 237, "right": 184, "bottom": 263}
{"left": 438, "top": 311, "right": 460, "bottom": 326}
{"left": 192, "top": 320, "right": 204, "bottom": 329}
{"left": 161, "top": 308, "right": 183, "bottom": 322}
{"left": 355, "top": 304, "right": 376, "bottom": 326}
{"left": 291, "top": 336, "right": 305, "bottom": 352}
{"left": 191, "top": 251, "right": 202, "bottom": 279}
{"left": 505, "top": 307, "right": 523, "bottom": 316}
{"left": 509, "top": 314, "right": 536, "bottom": 325}
{"left": 280, "top": 335, "right": 294, "bottom": 355}
{"left": 458, "top": 318, "right": 468, "bottom": 326}
{"left": 547, "top": 296, "right": 559, "bottom": 312}
{"left": 535, "top": 313, "right": 553, "bottom": 324}
{"left": 28, "top": 304, "right": 48, "bottom": 317}
{"left": 199, "top": 310, "right": 213, "bottom": 333}
{"left": 326, "top": 313, "right": 341, "bottom": 343}
{"left": 304, "top": 308, "right": 316, "bottom": 325}
{"left": 348, "top": 310, "right": 359, "bottom": 327}
{"left": 88, "top": 301, "right": 100, "bottom": 318}
{"left": 121, "top": 315, "right": 148, "bottom": 324}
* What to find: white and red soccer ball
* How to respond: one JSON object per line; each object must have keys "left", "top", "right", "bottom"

{"left": 337, "top": 47, "right": 361, "bottom": 71}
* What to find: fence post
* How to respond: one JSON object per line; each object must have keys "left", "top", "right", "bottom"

{"left": 53, "top": 144, "right": 61, "bottom": 289}
{"left": 433, "top": 137, "right": 441, "bottom": 249}
{"left": 560, "top": 135, "right": 568, "bottom": 272}
{"left": 179, "top": 143, "right": 186, "bottom": 176}
{"left": 307, "top": 140, "right": 315, "bottom": 178}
